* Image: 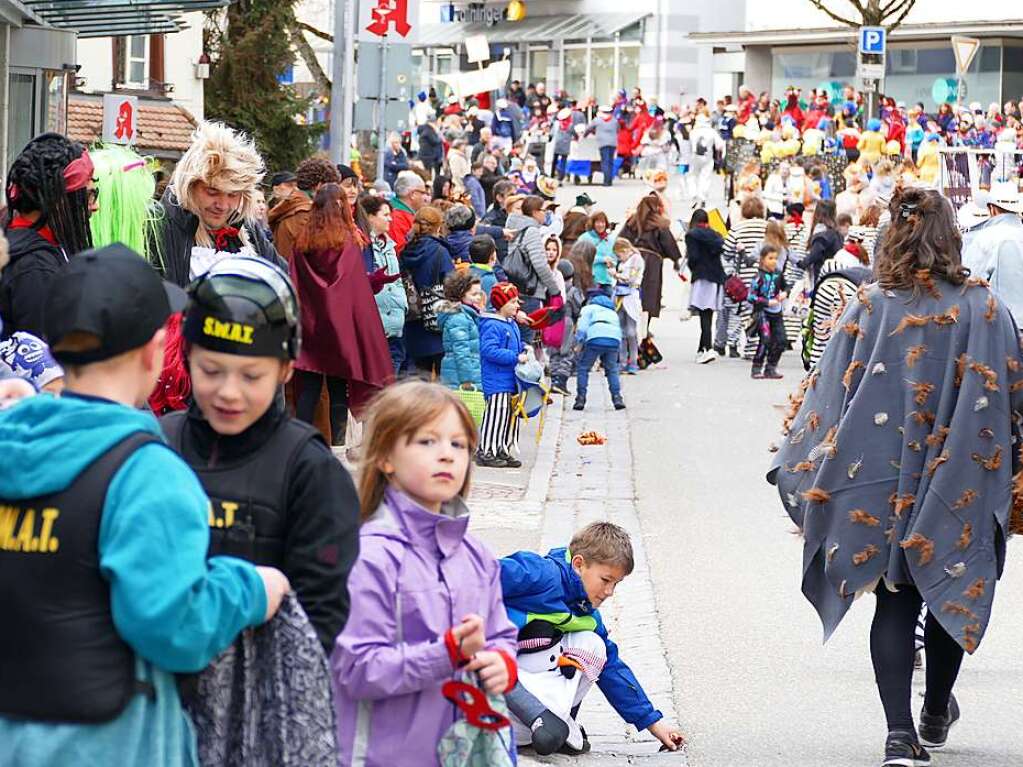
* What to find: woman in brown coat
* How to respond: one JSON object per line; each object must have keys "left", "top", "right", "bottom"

{"left": 617, "top": 193, "right": 682, "bottom": 324}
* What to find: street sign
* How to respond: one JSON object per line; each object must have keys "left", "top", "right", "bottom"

{"left": 857, "top": 61, "right": 886, "bottom": 80}
{"left": 952, "top": 35, "right": 980, "bottom": 74}
{"left": 358, "top": 0, "right": 420, "bottom": 43}
{"left": 102, "top": 94, "right": 138, "bottom": 146}
{"left": 354, "top": 99, "right": 410, "bottom": 133}
{"left": 356, "top": 42, "right": 414, "bottom": 101}
{"left": 859, "top": 26, "right": 886, "bottom": 55}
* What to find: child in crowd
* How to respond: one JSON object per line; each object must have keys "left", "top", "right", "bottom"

{"left": 573, "top": 289, "right": 625, "bottom": 411}
{"left": 610, "top": 238, "right": 645, "bottom": 374}
{"left": 438, "top": 270, "right": 483, "bottom": 390}
{"left": 581, "top": 211, "right": 617, "bottom": 290}
{"left": 500, "top": 522, "right": 685, "bottom": 755}
{"left": 746, "top": 243, "right": 788, "bottom": 380}
{"left": 548, "top": 259, "right": 584, "bottom": 396}
{"left": 541, "top": 234, "right": 568, "bottom": 383}
{"left": 331, "top": 381, "right": 519, "bottom": 767}
{"left": 162, "top": 255, "right": 360, "bottom": 653}
{"left": 836, "top": 212, "right": 853, "bottom": 240}
{"left": 477, "top": 282, "right": 527, "bottom": 468}
{"left": 469, "top": 234, "right": 500, "bottom": 310}
{"left": 0, "top": 244, "right": 286, "bottom": 763}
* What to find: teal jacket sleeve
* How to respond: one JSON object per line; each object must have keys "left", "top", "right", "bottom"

{"left": 449, "top": 318, "right": 480, "bottom": 385}
{"left": 99, "top": 444, "right": 267, "bottom": 673}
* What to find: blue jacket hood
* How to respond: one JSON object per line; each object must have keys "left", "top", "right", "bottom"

{"left": 547, "top": 546, "right": 594, "bottom": 615}
{"left": 0, "top": 394, "right": 164, "bottom": 499}
{"left": 590, "top": 294, "right": 615, "bottom": 311}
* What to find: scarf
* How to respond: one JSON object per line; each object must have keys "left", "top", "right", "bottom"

{"left": 209, "top": 226, "right": 243, "bottom": 252}
{"left": 8, "top": 215, "right": 58, "bottom": 246}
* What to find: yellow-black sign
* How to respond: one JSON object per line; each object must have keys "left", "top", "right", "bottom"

{"left": 0, "top": 506, "right": 60, "bottom": 553}
{"left": 203, "top": 317, "right": 255, "bottom": 345}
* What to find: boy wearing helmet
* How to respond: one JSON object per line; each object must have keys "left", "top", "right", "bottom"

{"left": 0, "top": 244, "right": 288, "bottom": 764}
{"left": 161, "top": 256, "right": 360, "bottom": 653}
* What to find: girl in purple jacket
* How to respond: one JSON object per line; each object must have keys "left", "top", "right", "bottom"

{"left": 331, "top": 381, "right": 519, "bottom": 766}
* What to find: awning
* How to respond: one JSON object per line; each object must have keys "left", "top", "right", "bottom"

{"left": 417, "top": 12, "right": 648, "bottom": 48}
{"left": 21, "top": 0, "right": 229, "bottom": 38}
{"left": 689, "top": 18, "right": 1023, "bottom": 47}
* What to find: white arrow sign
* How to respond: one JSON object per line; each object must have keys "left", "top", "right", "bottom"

{"left": 951, "top": 35, "right": 980, "bottom": 74}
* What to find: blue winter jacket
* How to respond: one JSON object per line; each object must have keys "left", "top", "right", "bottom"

{"left": 464, "top": 175, "right": 486, "bottom": 217}
{"left": 439, "top": 302, "right": 482, "bottom": 389}
{"left": 446, "top": 225, "right": 506, "bottom": 265}
{"left": 469, "top": 264, "right": 499, "bottom": 310}
{"left": 367, "top": 234, "right": 407, "bottom": 337}
{"left": 478, "top": 313, "right": 522, "bottom": 396}
{"left": 0, "top": 393, "right": 266, "bottom": 766}
{"left": 499, "top": 547, "right": 663, "bottom": 731}
{"left": 576, "top": 294, "right": 623, "bottom": 346}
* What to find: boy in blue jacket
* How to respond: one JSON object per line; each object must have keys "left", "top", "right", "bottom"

{"left": 500, "top": 522, "right": 685, "bottom": 754}
{"left": 574, "top": 290, "right": 625, "bottom": 411}
{"left": 0, "top": 245, "right": 288, "bottom": 765}
{"left": 477, "top": 281, "right": 527, "bottom": 468}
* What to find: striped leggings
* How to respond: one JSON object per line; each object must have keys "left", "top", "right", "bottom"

{"left": 479, "top": 392, "right": 520, "bottom": 457}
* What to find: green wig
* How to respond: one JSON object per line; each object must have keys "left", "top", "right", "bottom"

{"left": 89, "top": 144, "right": 163, "bottom": 268}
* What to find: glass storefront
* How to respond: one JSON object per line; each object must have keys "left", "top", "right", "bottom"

{"left": 770, "top": 42, "right": 1005, "bottom": 108}
{"left": 8, "top": 72, "right": 38, "bottom": 158}
{"left": 528, "top": 49, "right": 550, "bottom": 86}
{"left": 564, "top": 47, "right": 588, "bottom": 101}
{"left": 563, "top": 43, "right": 642, "bottom": 102}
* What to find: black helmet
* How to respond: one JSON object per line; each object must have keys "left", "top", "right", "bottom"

{"left": 183, "top": 256, "right": 300, "bottom": 359}
{"left": 556, "top": 259, "right": 574, "bottom": 281}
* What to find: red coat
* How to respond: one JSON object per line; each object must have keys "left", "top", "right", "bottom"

{"left": 388, "top": 202, "right": 415, "bottom": 255}
{"left": 291, "top": 240, "right": 394, "bottom": 418}
{"left": 629, "top": 111, "right": 654, "bottom": 155}
{"left": 617, "top": 119, "right": 634, "bottom": 157}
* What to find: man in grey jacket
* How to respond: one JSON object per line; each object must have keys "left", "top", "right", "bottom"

{"left": 505, "top": 196, "right": 562, "bottom": 342}
{"left": 962, "top": 182, "right": 1023, "bottom": 329}
{"left": 586, "top": 106, "right": 619, "bottom": 186}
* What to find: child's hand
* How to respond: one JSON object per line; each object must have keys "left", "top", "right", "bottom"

{"left": 465, "top": 650, "right": 510, "bottom": 694}
{"left": 517, "top": 352, "right": 528, "bottom": 363}
{"left": 515, "top": 311, "right": 530, "bottom": 325}
{"left": 256, "top": 566, "right": 291, "bottom": 622}
{"left": 0, "top": 378, "right": 35, "bottom": 409}
{"left": 451, "top": 614, "right": 486, "bottom": 657}
{"left": 648, "top": 719, "right": 686, "bottom": 751}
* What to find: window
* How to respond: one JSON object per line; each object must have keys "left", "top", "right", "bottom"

{"left": 125, "top": 35, "right": 149, "bottom": 88}
{"left": 8, "top": 73, "right": 37, "bottom": 158}
{"left": 529, "top": 50, "right": 550, "bottom": 87}
{"left": 45, "top": 71, "right": 68, "bottom": 135}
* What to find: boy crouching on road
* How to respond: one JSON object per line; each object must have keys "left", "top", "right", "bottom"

{"left": 499, "top": 522, "right": 685, "bottom": 755}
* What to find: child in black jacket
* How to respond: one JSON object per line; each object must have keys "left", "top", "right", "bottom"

{"left": 746, "top": 243, "right": 788, "bottom": 380}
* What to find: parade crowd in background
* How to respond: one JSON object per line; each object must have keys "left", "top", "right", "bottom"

{"left": 0, "top": 70, "right": 1022, "bottom": 767}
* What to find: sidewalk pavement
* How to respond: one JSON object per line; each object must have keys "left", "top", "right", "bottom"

{"left": 471, "top": 386, "right": 687, "bottom": 766}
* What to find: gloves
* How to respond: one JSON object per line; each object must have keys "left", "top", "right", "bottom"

{"left": 368, "top": 267, "right": 402, "bottom": 294}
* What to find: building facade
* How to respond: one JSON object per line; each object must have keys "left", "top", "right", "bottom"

{"left": 691, "top": 3, "right": 1023, "bottom": 107}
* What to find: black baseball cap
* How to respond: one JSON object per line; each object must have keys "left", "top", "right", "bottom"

{"left": 45, "top": 244, "right": 187, "bottom": 364}
{"left": 269, "top": 170, "right": 297, "bottom": 187}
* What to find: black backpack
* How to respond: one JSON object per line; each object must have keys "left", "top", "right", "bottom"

{"left": 502, "top": 230, "right": 540, "bottom": 294}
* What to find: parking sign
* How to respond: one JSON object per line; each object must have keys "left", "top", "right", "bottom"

{"left": 859, "top": 26, "right": 886, "bottom": 55}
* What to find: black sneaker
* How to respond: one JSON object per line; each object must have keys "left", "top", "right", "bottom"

{"left": 918, "top": 693, "right": 959, "bottom": 749}
{"left": 498, "top": 452, "right": 523, "bottom": 468}
{"left": 612, "top": 395, "right": 626, "bottom": 410}
{"left": 763, "top": 367, "right": 784, "bottom": 380}
{"left": 475, "top": 452, "right": 508, "bottom": 468}
{"left": 728, "top": 344, "right": 741, "bottom": 358}
{"left": 882, "top": 730, "right": 931, "bottom": 767}
{"left": 573, "top": 397, "right": 585, "bottom": 411}
{"left": 550, "top": 380, "right": 571, "bottom": 396}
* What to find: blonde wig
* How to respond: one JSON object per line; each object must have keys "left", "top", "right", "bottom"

{"left": 170, "top": 121, "right": 265, "bottom": 248}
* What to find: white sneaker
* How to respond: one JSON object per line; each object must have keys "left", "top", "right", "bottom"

{"left": 698, "top": 350, "right": 716, "bottom": 364}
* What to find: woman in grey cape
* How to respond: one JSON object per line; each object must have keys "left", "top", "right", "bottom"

{"left": 769, "top": 188, "right": 1023, "bottom": 767}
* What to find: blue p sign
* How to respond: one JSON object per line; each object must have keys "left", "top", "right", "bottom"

{"left": 859, "top": 26, "right": 885, "bottom": 55}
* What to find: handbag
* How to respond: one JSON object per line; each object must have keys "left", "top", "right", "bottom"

{"left": 454, "top": 386, "right": 486, "bottom": 427}
{"left": 637, "top": 336, "right": 663, "bottom": 370}
{"left": 418, "top": 284, "right": 445, "bottom": 333}
{"left": 437, "top": 673, "right": 515, "bottom": 767}
{"left": 724, "top": 274, "right": 749, "bottom": 303}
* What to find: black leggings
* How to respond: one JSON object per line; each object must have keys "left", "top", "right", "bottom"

{"left": 294, "top": 370, "right": 349, "bottom": 446}
{"left": 871, "top": 585, "right": 964, "bottom": 732}
{"left": 697, "top": 309, "right": 713, "bottom": 352}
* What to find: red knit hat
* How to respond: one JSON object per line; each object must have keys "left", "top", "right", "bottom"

{"left": 490, "top": 281, "right": 519, "bottom": 310}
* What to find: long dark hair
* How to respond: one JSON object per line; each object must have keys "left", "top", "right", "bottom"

{"left": 627, "top": 193, "right": 670, "bottom": 235}
{"left": 295, "top": 183, "right": 360, "bottom": 253}
{"left": 876, "top": 187, "right": 966, "bottom": 292}
{"left": 809, "top": 199, "right": 837, "bottom": 235}
{"left": 5, "top": 133, "right": 93, "bottom": 254}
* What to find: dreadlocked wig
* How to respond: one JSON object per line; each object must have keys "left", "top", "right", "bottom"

{"left": 5, "top": 133, "right": 93, "bottom": 255}
{"left": 169, "top": 121, "right": 264, "bottom": 249}
{"left": 89, "top": 145, "right": 162, "bottom": 267}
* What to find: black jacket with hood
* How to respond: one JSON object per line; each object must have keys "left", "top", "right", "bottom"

{"left": 153, "top": 188, "right": 282, "bottom": 288}
{"left": 684, "top": 225, "right": 726, "bottom": 285}
{"left": 0, "top": 226, "right": 66, "bottom": 340}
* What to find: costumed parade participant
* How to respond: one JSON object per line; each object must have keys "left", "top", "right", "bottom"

{"left": 0, "top": 244, "right": 288, "bottom": 765}
{"left": 89, "top": 144, "right": 160, "bottom": 262}
{"left": 770, "top": 189, "right": 1023, "bottom": 767}
{"left": 154, "top": 121, "right": 281, "bottom": 287}
{"left": 163, "top": 255, "right": 355, "bottom": 765}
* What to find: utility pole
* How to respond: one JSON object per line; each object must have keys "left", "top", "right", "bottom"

{"left": 375, "top": 33, "right": 389, "bottom": 182}
{"left": 330, "top": 0, "right": 357, "bottom": 165}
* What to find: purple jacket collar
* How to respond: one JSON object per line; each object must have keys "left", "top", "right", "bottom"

{"left": 378, "top": 486, "right": 470, "bottom": 559}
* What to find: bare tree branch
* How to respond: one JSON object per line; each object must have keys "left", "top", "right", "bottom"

{"left": 882, "top": 0, "right": 914, "bottom": 23}
{"left": 289, "top": 22, "right": 331, "bottom": 98}
{"left": 885, "top": 0, "right": 915, "bottom": 30}
{"left": 806, "top": 0, "right": 859, "bottom": 27}
{"left": 296, "top": 20, "right": 333, "bottom": 43}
